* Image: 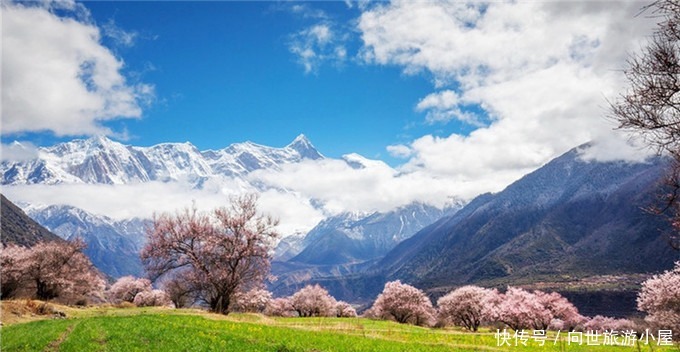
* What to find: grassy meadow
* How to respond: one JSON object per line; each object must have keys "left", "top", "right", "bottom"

{"left": 1, "top": 302, "right": 677, "bottom": 352}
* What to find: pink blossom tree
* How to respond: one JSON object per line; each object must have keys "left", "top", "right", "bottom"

{"left": 232, "top": 288, "right": 272, "bottom": 313}
{"left": 638, "top": 261, "right": 680, "bottom": 336}
{"left": 141, "top": 195, "right": 278, "bottom": 315}
{"left": 290, "top": 284, "right": 338, "bottom": 317}
{"left": 133, "top": 289, "right": 174, "bottom": 307}
{"left": 437, "top": 285, "right": 496, "bottom": 331}
{"left": 265, "top": 297, "right": 295, "bottom": 317}
{"left": 161, "top": 272, "right": 195, "bottom": 308}
{"left": 368, "top": 280, "right": 435, "bottom": 326}
{"left": 22, "top": 239, "right": 105, "bottom": 302}
{"left": 534, "top": 290, "right": 585, "bottom": 331}
{"left": 0, "top": 244, "right": 30, "bottom": 299}
{"left": 336, "top": 301, "right": 357, "bottom": 318}
{"left": 108, "top": 276, "right": 152, "bottom": 303}
{"left": 485, "top": 287, "right": 552, "bottom": 331}
{"left": 583, "top": 315, "right": 636, "bottom": 332}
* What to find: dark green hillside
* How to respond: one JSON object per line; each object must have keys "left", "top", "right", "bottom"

{"left": 1, "top": 194, "right": 62, "bottom": 247}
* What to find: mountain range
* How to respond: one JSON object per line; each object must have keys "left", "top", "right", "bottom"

{"left": 283, "top": 145, "right": 680, "bottom": 316}
{"left": 2, "top": 134, "right": 321, "bottom": 186}
{"left": 269, "top": 202, "right": 461, "bottom": 296}
{"left": 2, "top": 135, "right": 448, "bottom": 280}
{"left": 379, "top": 145, "right": 678, "bottom": 287}
{"left": 4, "top": 135, "right": 679, "bottom": 318}
{"left": 24, "top": 204, "right": 148, "bottom": 278}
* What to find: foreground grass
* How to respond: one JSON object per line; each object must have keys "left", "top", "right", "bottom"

{"left": 1, "top": 306, "right": 678, "bottom": 351}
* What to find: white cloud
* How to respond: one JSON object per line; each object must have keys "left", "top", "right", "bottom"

{"left": 3, "top": 179, "right": 324, "bottom": 237}
{"left": 357, "top": 0, "right": 655, "bottom": 186}
{"left": 386, "top": 144, "right": 412, "bottom": 158}
{"left": 102, "top": 19, "right": 138, "bottom": 47}
{"left": 416, "top": 90, "right": 481, "bottom": 125}
{"left": 1, "top": 2, "right": 153, "bottom": 137}
{"left": 1, "top": 142, "right": 39, "bottom": 162}
{"left": 249, "top": 156, "right": 476, "bottom": 215}
{"left": 289, "top": 22, "right": 349, "bottom": 74}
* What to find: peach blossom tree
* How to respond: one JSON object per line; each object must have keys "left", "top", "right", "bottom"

{"left": 21, "top": 239, "right": 104, "bottom": 302}
{"left": 290, "top": 284, "right": 338, "bottom": 317}
{"left": 368, "top": 280, "right": 435, "bottom": 326}
{"left": 0, "top": 244, "right": 30, "bottom": 299}
{"left": 141, "top": 195, "right": 278, "bottom": 315}
{"left": 638, "top": 261, "right": 680, "bottom": 336}
{"left": 108, "top": 276, "right": 152, "bottom": 303}
{"left": 437, "top": 285, "right": 496, "bottom": 331}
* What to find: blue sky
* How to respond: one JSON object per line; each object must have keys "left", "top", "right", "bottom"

{"left": 2, "top": 0, "right": 658, "bottom": 226}
{"left": 3, "top": 1, "right": 470, "bottom": 164}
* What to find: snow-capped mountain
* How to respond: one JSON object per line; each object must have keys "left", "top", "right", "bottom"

{"left": 25, "top": 204, "right": 149, "bottom": 278}
{"left": 289, "top": 202, "right": 461, "bottom": 265}
{"left": 1, "top": 134, "right": 323, "bottom": 186}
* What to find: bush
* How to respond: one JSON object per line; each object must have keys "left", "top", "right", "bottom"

{"left": 265, "top": 297, "right": 295, "bottom": 317}
{"left": 108, "top": 276, "right": 152, "bottom": 303}
{"left": 233, "top": 288, "right": 272, "bottom": 313}
{"left": 638, "top": 261, "right": 680, "bottom": 338}
{"left": 290, "top": 284, "right": 337, "bottom": 317}
{"left": 368, "top": 280, "right": 435, "bottom": 326}
{"left": 437, "top": 285, "right": 496, "bottom": 331}
{"left": 336, "top": 301, "right": 357, "bottom": 318}
{"left": 133, "top": 289, "right": 174, "bottom": 307}
{"left": 583, "top": 315, "right": 636, "bottom": 332}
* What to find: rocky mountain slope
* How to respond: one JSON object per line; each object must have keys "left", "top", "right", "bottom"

{"left": 1, "top": 194, "right": 63, "bottom": 247}
{"left": 25, "top": 204, "right": 148, "bottom": 278}
{"left": 291, "top": 145, "right": 680, "bottom": 316}
{"left": 379, "top": 145, "right": 679, "bottom": 288}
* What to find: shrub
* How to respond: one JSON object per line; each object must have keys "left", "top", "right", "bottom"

{"left": 265, "top": 297, "right": 295, "bottom": 317}
{"left": 583, "top": 315, "right": 636, "bottom": 332}
{"left": 336, "top": 301, "right": 357, "bottom": 318}
{"left": 368, "top": 280, "right": 435, "bottom": 326}
{"left": 233, "top": 288, "right": 272, "bottom": 313}
{"left": 133, "top": 289, "right": 174, "bottom": 307}
{"left": 484, "top": 287, "right": 552, "bottom": 331}
{"left": 437, "top": 285, "right": 496, "bottom": 331}
{"left": 638, "top": 261, "right": 680, "bottom": 337}
{"left": 108, "top": 276, "right": 152, "bottom": 303}
{"left": 290, "top": 284, "right": 337, "bottom": 317}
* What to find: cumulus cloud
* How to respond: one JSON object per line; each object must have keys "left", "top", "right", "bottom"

{"left": 358, "top": 1, "right": 655, "bottom": 185}
{"left": 249, "top": 156, "right": 477, "bottom": 215}
{"left": 1, "top": 1, "right": 154, "bottom": 137}
{"left": 416, "top": 90, "right": 481, "bottom": 125}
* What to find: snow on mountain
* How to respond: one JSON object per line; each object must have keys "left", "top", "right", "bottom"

{"left": 25, "top": 203, "right": 149, "bottom": 278}
{"left": 273, "top": 231, "right": 307, "bottom": 261}
{"left": 1, "top": 134, "right": 323, "bottom": 186}
{"left": 288, "top": 202, "right": 460, "bottom": 265}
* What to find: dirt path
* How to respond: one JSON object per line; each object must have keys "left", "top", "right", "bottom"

{"left": 43, "top": 322, "right": 77, "bottom": 352}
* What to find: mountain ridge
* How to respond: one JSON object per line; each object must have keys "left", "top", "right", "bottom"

{"left": 1, "top": 194, "right": 64, "bottom": 247}
{"left": 2, "top": 134, "right": 323, "bottom": 186}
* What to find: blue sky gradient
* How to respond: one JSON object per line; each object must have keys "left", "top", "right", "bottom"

{"left": 6, "top": 1, "right": 467, "bottom": 164}
{"left": 2, "top": 1, "right": 657, "bottom": 218}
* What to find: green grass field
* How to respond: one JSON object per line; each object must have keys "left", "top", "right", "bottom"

{"left": 1, "top": 305, "right": 678, "bottom": 351}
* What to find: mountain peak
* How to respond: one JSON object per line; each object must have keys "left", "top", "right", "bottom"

{"left": 287, "top": 134, "right": 323, "bottom": 160}
{"left": 87, "top": 134, "right": 115, "bottom": 145}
